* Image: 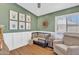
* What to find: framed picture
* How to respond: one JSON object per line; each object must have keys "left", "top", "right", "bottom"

{"left": 26, "top": 15, "right": 31, "bottom": 22}
{"left": 26, "top": 23, "right": 31, "bottom": 30}
{"left": 19, "top": 22, "right": 25, "bottom": 30}
{"left": 10, "top": 21, "right": 18, "bottom": 30}
{"left": 10, "top": 10, "right": 18, "bottom": 20}
{"left": 19, "top": 13, "right": 25, "bottom": 21}
{"left": 42, "top": 20, "right": 48, "bottom": 28}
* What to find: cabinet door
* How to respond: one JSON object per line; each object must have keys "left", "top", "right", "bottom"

{"left": 13, "top": 33, "right": 23, "bottom": 49}
{"left": 3, "top": 33, "right": 13, "bottom": 51}
{"left": 11, "top": 32, "right": 32, "bottom": 50}
{"left": 26, "top": 32, "right": 31, "bottom": 41}
{"left": 21, "top": 32, "right": 32, "bottom": 45}
{"left": 21, "top": 32, "right": 28, "bottom": 45}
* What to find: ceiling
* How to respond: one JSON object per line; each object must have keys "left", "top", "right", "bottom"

{"left": 17, "top": 3, "right": 79, "bottom": 16}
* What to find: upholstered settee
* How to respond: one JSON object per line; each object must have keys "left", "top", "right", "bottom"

{"left": 32, "top": 32, "right": 52, "bottom": 43}
{"left": 53, "top": 33, "right": 79, "bottom": 55}
{"left": 32, "top": 32, "right": 50, "bottom": 47}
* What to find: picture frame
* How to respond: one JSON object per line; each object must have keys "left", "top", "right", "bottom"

{"left": 10, "top": 10, "right": 18, "bottom": 20}
{"left": 9, "top": 21, "right": 18, "bottom": 30}
{"left": 19, "top": 22, "right": 25, "bottom": 30}
{"left": 19, "top": 13, "right": 25, "bottom": 21}
{"left": 26, "top": 23, "right": 31, "bottom": 30}
{"left": 42, "top": 20, "right": 48, "bottom": 28}
{"left": 26, "top": 15, "right": 31, "bottom": 22}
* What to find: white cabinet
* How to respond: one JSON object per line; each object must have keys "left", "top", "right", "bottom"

{"left": 3, "top": 32, "right": 32, "bottom": 51}
{"left": 21, "top": 32, "right": 28, "bottom": 45}
{"left": 13, "top": 33, "right": 23, "bottom": 49}
{"left": 13, "top": 32, "right": 31, "bottom": 50}
{"left": 3, "top": 33, "right": 13, "bottom": 50}
{"left": 26, "top": 32, "right": 31, "bottom": 42}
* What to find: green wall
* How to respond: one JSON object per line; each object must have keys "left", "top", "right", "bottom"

{"left": 38, "top": 14, "right": 55, "bottom": 31}
{"left": 0, "top": 3, "right": 79, "bottom": 33}
{"left": 0, "top": 3, "right": 37, "bottom": 33}
{"left": 37, "top": 5, "right": 79, "bottom": 32}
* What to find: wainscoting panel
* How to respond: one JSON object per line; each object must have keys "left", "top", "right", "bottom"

{"left": 3, "top": 33, "right": 13, "bottom": 50}
{"left": 3, "top": 32, "right": 32, "bottom": 51}
{"left": 3, "top": 31, "right": 63, "bottom": 51}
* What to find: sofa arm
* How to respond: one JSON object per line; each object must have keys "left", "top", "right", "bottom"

{"left": 67, "top": 46, "right": 79, "bottom": 55}
{"left": 53, "top": 40, "right": 63, "bottom": 44}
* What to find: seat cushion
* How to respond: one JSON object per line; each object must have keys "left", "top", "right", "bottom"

{"left": 38, "top": 39, "right": 46, "bottom": 43}
{"left": 55, "top": 44, "right": 68, "bottom": 54}
{"left": 33, "top": 38, "right": 38, "bottom": 41}
{"left": 38, "top": 33, "right": 45, "bottom": 38}
{"left": 63, "top": 34, "right": 79, "bottom": 46}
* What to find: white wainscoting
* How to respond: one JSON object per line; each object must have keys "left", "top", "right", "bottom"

{"left": 3, "top": 31, "right": 64, "bottom": 51}
{"left": 3, "top": 32, "right": 32, "bottom": 51}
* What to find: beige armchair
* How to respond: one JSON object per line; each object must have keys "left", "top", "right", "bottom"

{"left": 53, "top": 33, "right": 79, "bottom": 55}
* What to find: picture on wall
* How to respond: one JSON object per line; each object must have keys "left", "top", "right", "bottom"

{"left": 10, "top": 21, "right": 18, "bottom": 30}
{"left": 19, "top": 13, "right": 25, "bottom": 21}
{"left": 19, "top": 22, "right": 25, "bottom": 30}
{"left": 42, "top": 20, "right": 48, "bottom": 28}
{"left": 10, "top": 10, "right": 18, "bottom": 20}
{"left": 26, "top": 23, "right": 31, "bottom": 30}
{"left": 26, "top": 15, "right": 31, "bottom": 22}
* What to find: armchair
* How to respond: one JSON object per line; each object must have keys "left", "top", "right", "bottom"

{"left": 53, "top": 33, "right": 79, "bottom": 55}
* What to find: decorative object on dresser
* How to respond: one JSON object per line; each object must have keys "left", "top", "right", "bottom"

{"left": 0, "top": 25, "right": 4, "bottom": 49}
{"left": 0, "top": 25, "right": 9, "bottom": 55}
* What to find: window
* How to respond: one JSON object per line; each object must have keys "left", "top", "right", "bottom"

{"left": 55, "top": 13, "right": 79, "bottom": 33}
{"left": 55, "top": 16, "right": 66, "bottom": 33}
{"left": 67, "top": 15, "right": 77, "bottom": 33}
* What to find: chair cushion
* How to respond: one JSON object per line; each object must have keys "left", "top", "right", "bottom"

{"left": 38, "top": 39, "right": 46, "bottom": 43}
{"left": 33, "top": 38, "right": 38, "bottom": 41}
{"left": 63, "top": 34, "right": 79, "bottom": 46}
{"left": 38, "top": 33, "right": 45, "bottom": 38}
{"left": 55, "top": 44, "right": 68, "bottom": 54}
